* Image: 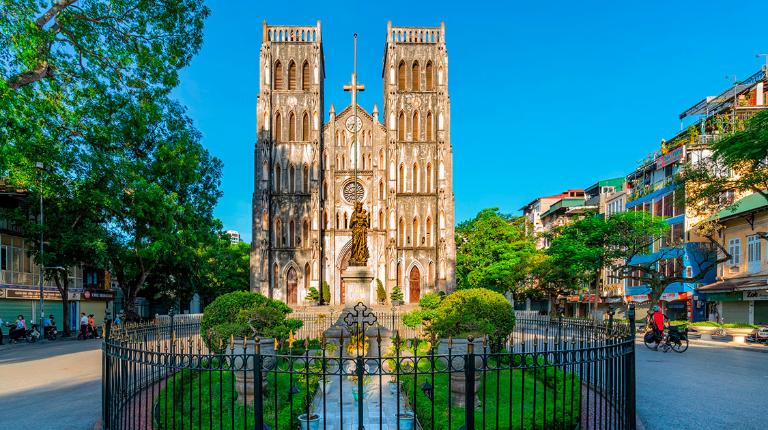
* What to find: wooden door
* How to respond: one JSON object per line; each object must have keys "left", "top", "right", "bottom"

{"left": 409, "top": 266, "right": 420, "bottom": 303}
{"left": 286, "top": 267, "right": 298, "bottom": 305}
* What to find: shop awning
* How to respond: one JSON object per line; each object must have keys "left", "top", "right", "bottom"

{"left": 697, "top": 275, "right": 768, "bottom": 293}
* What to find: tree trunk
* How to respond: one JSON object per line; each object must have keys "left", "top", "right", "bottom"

{"left": 53, "top": 272, "right": 72, "bottom": 337}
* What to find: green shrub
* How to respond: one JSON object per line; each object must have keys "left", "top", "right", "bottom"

{"left": 390, "top": 285, "right": 404, "bottom": 302}
{"left": 201, "top": 291, "right": 299, "bottom": 349}
{"left": 419, "top": 292, "right": 442, "bottom": 310}
{"left": 428, "top": 288, "right": 515, "bottom": 342}
{"left": 723, "top": 323, "right": 759, "bottom": 329}
{"left": 376, "top": 279, "right": 387, "bottom": 304}
{"left": 690, "top": 321, "right": 721, "bottom": 327}
{"left": 305, "top": 287, "right": 320, "bottom": 302}
{"left": 401, "top": 292, "right": 444, "bottom": 328}
{"left": 321, "top": 281, "right": 331, "bottom": 303}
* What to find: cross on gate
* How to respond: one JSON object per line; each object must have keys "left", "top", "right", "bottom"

{"left": 343, "top": 301, "right": 377, "bottom": 338}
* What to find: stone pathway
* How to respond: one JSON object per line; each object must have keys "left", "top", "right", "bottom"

{"left": 313, "top": 373, "right": 410, "bottom": 430}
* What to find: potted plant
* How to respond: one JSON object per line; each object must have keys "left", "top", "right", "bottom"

{"left": 689, "top": 321, "right": 720, "bottom": 339}
{"left": 376, "top": 279, "right": 387, "bottom": 305}
{"left": 350, "top": 375, "right": 372, "bottom": 401}
{"left": 298, "top": 411, "right": 320, "bottom": 430}
{"left": 396, "top": 411, "right": 415, "bottom": 430}
{"left": 391, "top": 285, "right": 404, "bottom": 306}
{"left": 723, "top": 323, "right": 759, "bottom": 342}
{"left": 305, "top": 287, "right": 320, "bottom": 305}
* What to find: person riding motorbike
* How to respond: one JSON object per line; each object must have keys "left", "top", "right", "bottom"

{"left": 651, "top": 305, "right": 668, "bottom": 346}
{"left": 9, "top": 314, "right": 26, "bottom": 343}
{"left": 43, "top": 315, "right": 57, "bottom": 339}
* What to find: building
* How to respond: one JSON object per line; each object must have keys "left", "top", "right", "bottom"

{"left": 0, "top": 181, "right": 114, "bottom": 333}
{"left": 539, "top": 194, "right": 596, "bottom": 247}
{"left": 697, "top": 194, "right": 768, "bottom": 325}
{"left": 225, "top": 230, "right": 242, "bottom": 245}
{"left": 251, "top": 22, "right": 456, "bottom": 305}
{"left": 521, "top": 189, "right": 584, "bottom": 249}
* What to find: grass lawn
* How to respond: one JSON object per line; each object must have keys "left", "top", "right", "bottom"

{"left": 155, "top": 359, "right": 318, "bottom": 429}
{"left": 401, "top": 364, "right": 581, "bottom": 429}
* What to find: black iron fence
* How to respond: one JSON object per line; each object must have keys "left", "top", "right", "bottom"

{"left": 102, "top": 305, "right": 637, "bottom": 430}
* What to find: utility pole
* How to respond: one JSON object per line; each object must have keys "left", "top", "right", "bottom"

{"left": 35, "top": 162, "right": 44, "bottom": 338}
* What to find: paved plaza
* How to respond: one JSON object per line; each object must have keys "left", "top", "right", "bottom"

{"left": 0, "top": 339, "right": 102, "bottom": 430}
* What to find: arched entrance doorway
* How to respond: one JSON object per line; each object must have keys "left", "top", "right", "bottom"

{"left": 409, "top": 266, "right": 420, "bottom": 303}
{"left": 286, "top": 267, "right": 298, "bottom": 305}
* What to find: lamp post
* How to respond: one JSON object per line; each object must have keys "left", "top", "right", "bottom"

{"left": 35, "top": 162, "right": 45, "bottom": 339}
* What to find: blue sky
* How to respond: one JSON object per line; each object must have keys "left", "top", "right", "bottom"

{"left": 172, "top": 1, "right": 768, "bottom": 243}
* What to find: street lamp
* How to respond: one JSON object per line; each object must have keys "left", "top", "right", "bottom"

{"left": 35, "top": 162, "right": 44, "bottom": 339}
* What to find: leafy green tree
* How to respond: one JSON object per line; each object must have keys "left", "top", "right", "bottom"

{"left": 195, "top": 239, "right": 251, "bottom": 305}
{"left": 390, "top": 285, "right": 404, "bottom": 303}
{"left": 375, "top": 279, "right": 386, "bottom": 304}
{"left": 455, "top": 208, "right": 540, "bottom": 294}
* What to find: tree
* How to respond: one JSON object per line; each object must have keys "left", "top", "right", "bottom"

{"left": 455, "top": 208, "right": 540, "bottom": 294}
{"left": 195, "top": 239, "right": 251, "bottom": 305}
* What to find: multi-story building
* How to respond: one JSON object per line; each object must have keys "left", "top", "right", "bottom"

{"left": 225, "top": 230, "right": 242, "bottom": 245}
{"left": 251, "top": 22, "right": 456, "bottom": 306}
{"left": 697, "top": 193, "right": 768, "bottom": 325}
{"left": 521, "top": 189, "right": 584, "bottom": 249}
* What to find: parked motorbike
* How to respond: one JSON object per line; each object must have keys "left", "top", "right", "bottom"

{"left": 44, "top": 325, "right": 58, "bottom": 341}
{"left": 746, "top": 326, "right": 768, "bottom": 344}
{"left": 25, "top": 324, "right": 40, "bottom": 343}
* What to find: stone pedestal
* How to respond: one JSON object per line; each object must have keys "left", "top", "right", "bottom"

{"left": 342, "top": 265, "right": 374, "bottom": 305}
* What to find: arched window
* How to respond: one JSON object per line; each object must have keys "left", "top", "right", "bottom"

{"left": 399, "top": 164, "right": 405, "bottom": 193}
{"left": 288, "top": 112, "right": 296, "bottom": 141}
{"left": 412, "top": 111, "right": 420, "bottom": 141}
{"left": 397, "top": 61, "right": 406, "bottom": 91}
{"left": 379, "top": 209, "right": 385, "bottom": 230}
{"left": 379, "top": 180, "right": 384, "bottom": 200}
{"left": 274, "top": 61, "right": 283, "bottom": 89}
{"left": 426, "top": 217, "right": 432, "bottom": 246}
{"left": 426, "top": 112, "right": 433, "bottom": 141}
{"left": 335, "top": 130, "right": 340, "bottom": 146}
{"left": 288, "top": 61, "right": 297, "bottom": 90}
{"left": 303, "top": 164, "right": 309, "bottom": 192}
{"left": 302, "top": 219, "right": 309, "bottom": 249}
{"left": 399, "top": 217, "right": 405, "bottom": 246}
{"left": 304, "top": 263, "right": 311, "bottom": 293}
{"left": 411, "top": 61, "right": 420, "bottom": 91}
{"left": 275, "top": 164, "right": 282, "bottom": 193}
{"left": 426, "top": 163, "right": 433, "bottom": 193}
{"left": 273, "top": 263, "right": 279, "bottom": 290}
{"left": 302, "top": 61, "right": 310, "bottom": 91}
{"left": 397, "top": 261, "right": 402, "bottom": 286}
{"left": 275, "top": 218, "right": 283, "bottom": 247}
{"left": 344, "top": 212, "right": 349, "bottom": 229}
{"left": 398, "top": 112, "right": 405, "bottom": 141}
{"left": 412, "top": 162, "right": 418, "bottom": 192}
{"left": 275, "top": 113, "right": 282, "bottom": 141}
{"left": 289, "top": 164, "right": 295, "bottom": 193}
{"left": 426, "top": 61, "right": 434, "bottom": 90}
{"left": 302, "top": 113, "right": 309, "bottom": 141}
{"left": 342, "top": 155, "right": 346, "bottom": 170}
{"left": 379, "top": 149, "right": 384, "bottom": 169}
{"left": 412, "top": 217, "right": 419, "bottom": 246}
{"left": 289, "top": 220, "right": 295, "bottom": 247}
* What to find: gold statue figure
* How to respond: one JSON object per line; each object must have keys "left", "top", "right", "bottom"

{"left": 349, "top": 201, "right": 370, "bottom": 266}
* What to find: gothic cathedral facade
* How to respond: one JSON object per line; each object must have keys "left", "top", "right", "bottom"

{"left": 251, "top": 21, "right": 455, "bottom": 305}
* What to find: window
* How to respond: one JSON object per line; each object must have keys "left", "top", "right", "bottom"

{"left": 275, "top": 219, "right": 283, "bottom": 247}
{"left": 748, "top": 235, "right": 761, "bottom": 272}
{"left": 411, "top": 61, "right": 420, "bottom": 91}
{"left": 412, "top": 217, "right": 419, "bottom": 246}
{"left": 653, "top": 198, "right": 663, "bottom": 217}
{"left": 398, "top": 164, "right": 405, "bottom": 193}
{"left": 302, "top": 113, "right": 309, "bottom": 141}
{"left": 302, "top": 61, "right": 310, "bottom": 91}
{"left": 412, "top": 111, "right": 419, "bottom": 141}
{"left": 287, "top": 61, "right": 297, "bottom": 90}
{"left": 426, "top": 163, "right": 433, "bottom": 192}
{"left": 397, "top": 61, "right": 406, "bottom": 91}
{"left": 289, "top": 164, "right": 295, "bottom": 192}
{"left": 426, "top": 112, "right": 433, "bottom": 141}
{"left": 303, "top": 164, "right": 309, "bottom": 192}
{"left": 275, "top": 113, "right": 282, "bottom": 141}
{"left": 426, "top": 217, "right": 432, "bottom": 245}
{"left": 398, "top": 112, "right": 405, "bottom": 141}
{"left": 728, "top": 238, "right": 741, "bottom": 266}
{"left": 411, "top": 162, "right": 418, "bottom": 192}
{"left": 302, "top": 220, "right": 309, "bottom": 249}
{"left": 274, "top": 61, "right": 283, "bottom": 89}
{"left": 672, "top": 190, "right": 684, "bottom": 216}
{"left": 289, "top": 220, "right": 295, "bottom": 247}
{"left": 379, "top": 149, "right": 384, "bottom": 169}
{"left": 275, "top": 165, "right": 282, "bottom": 192}
{"left": 425, "top": 61, "right": 434, "bottom": 90}
{"left": 288, "top": 112, "right": 296, "bottom": 141}
{"left": 399, "top": 218, "right": 405, "bottom": 246}
{"left": 379, "top": 180, "right": 384, "bottom": 199}
{"left": 662, "top": 193, "right": 673, "bottom": 217}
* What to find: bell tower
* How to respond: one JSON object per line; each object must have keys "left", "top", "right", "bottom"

{"left": 252, "top": 22, "right": 325, "bottom": 304}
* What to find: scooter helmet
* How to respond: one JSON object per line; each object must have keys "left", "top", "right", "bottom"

{"left": 651, "top": 305, "right": 660, "bottom": 312}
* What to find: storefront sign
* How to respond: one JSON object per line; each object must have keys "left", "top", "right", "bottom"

{"left": 83, "top": 289, "right": 115, "bottom": 301}
{"left": 743, "top": 290, "right": 768, "bottom": 301}
{"left": 567, "top": 295, "right": 580, "bottom": 303}
{"left": 661, "top": 291, "right": 692, "bottom": 302}
{"left": 0, "top": 287, "right": 62, "bottom": 301}
{"left": 656, "top": 146, "right": 685, "bottom": 169}
{"left": 627, "top": 294, "right": 650, "bottom": 303}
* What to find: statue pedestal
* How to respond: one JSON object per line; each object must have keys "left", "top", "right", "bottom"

{"left": 342, "top": 265, "right": 374, "bottom": 305}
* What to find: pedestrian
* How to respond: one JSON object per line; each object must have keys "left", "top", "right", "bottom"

{"left": 79, "top": 312, "right": 88, "bottom": 340}
{"left": 10, "top": 314, "right": 26, "bottom": 343}
{"left": 87, "top": 314, "right": 97, "bottom": 339}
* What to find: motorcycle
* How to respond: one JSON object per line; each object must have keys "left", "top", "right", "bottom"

{"left": 643, "top": 324, "right": 689, "bottom": 353}
{"left": 746, "top": 326, "right": 768, "bottom": 344}
{"left": 44, "top": 325, "right": 58, "bottom": 341}
{"left": 24, "top": 324, "right": 40, "bottom": 343}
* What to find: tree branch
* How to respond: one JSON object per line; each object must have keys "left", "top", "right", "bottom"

{"left": 35, "top": 0, "right": 78, "bottom": 29}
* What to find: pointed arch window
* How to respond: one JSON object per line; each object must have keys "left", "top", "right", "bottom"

{"left": 413, "top": 217, "right": 419, "bottom": 246}
{"left": 344, "top": 212, "right": 349, "bottom": 229}
{"left": 412, "top": 162, "right": 419, "bottom": 192}
{"left": 379, "top": 149, "right": 384, "bottom": 169}
{"left": 411, "top": 61, "right": 420, "bottom": 91}
{"left": 288, "top": 61, "right": 297, "bottom": 90}
{"left": 302, "top": 113, "right": 310, "bottom": 141}
{"left": 304, "top": 263, "right": 311, "bottom": 293}
{"left": 273, "top": 263, "right": 280, "bottom": 290}
{"left": 275, "top": 113, "right": 282, "bottom": 141}
{"left": 302, "top": 61, "right": 310, "bottom": 91}
{"left": 275, "top": 218, "right": 283, "bottom": 247}
{"left": 379, "top": 209, "right": 385, "bottom": 230}
{"left": 303, "top": 164, "right": 309, "bottom": 192}
{"left": 398, "top": 112, "right": 405, "bottom": 141}
{"left": 288, "top": 112, "right": 296, "bottom": 141}
{"left": 426, "top": 112, "right": 433, "bottom": 141}
{"left": 274, "top": 61, "right": 283, "bottom": 89}
{"left": 302, "top": 219, "right": 309, "bottom": 249}
{"left": 426, "top": 217, "right": 432, "bottom": 246}
{"left": 399, "top": 164, "right": 405, "bottom": 193}
{"left": 289, "top": 220, "right": 295, "bottom": 247}
{"left": 426, "top": 61, "right": 434, "bottom": 90}
{"left": 289, "top": 164, "right": 295, "bottom": 192}
{"left": 335, "top": 212, "right": 340, "bottom": 229}
{"left": 426, "top": 163, "right": 433, "bottom": 193}
{"left": 399, "top": 217, "right": 405, "bottom": 246}
{"left": 412, "top": 111, "right": 420, "bottom": 141}
{"left": 398, "top": 61, "right": 406, "bottom": 91}
{"left": 379, "top": 180, "right": 384, "bottom": 200}
{"left": 275, "top": 164, "right": 282, "bottom": 193}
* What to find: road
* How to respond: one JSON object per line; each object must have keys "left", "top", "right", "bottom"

{"left": 636, "top": 340, "right": 767, "bottom": 430}
{"left": 0, "top": 338, "right": 102, "bottom": 430}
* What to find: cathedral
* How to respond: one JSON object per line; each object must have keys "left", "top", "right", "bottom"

{"left": 251, "top": 21, "right": 455, "bottom": 305}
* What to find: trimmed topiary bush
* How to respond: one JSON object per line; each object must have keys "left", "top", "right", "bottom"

{"left": 390, "top": 285, "right": 404, "bottom": 304}
{"left": 201, "top": 291, "right": 300, "bottom": 349}
{"left": 428, "top": 288, "right": 515, "bottom": 344}
{"left": 376, "top": 279, "right": 387, "bottom": 304}
{"left": 402, "top": 292, "right": 444, "bottom": 329}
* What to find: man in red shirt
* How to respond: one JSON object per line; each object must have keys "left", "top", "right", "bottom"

{"left": 651, "top": 305, "right": 667, "bottom": 346}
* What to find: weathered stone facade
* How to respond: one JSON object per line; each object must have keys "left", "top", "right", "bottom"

{"left": 251, "top": 21, "right": 455, "bottom": 305}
